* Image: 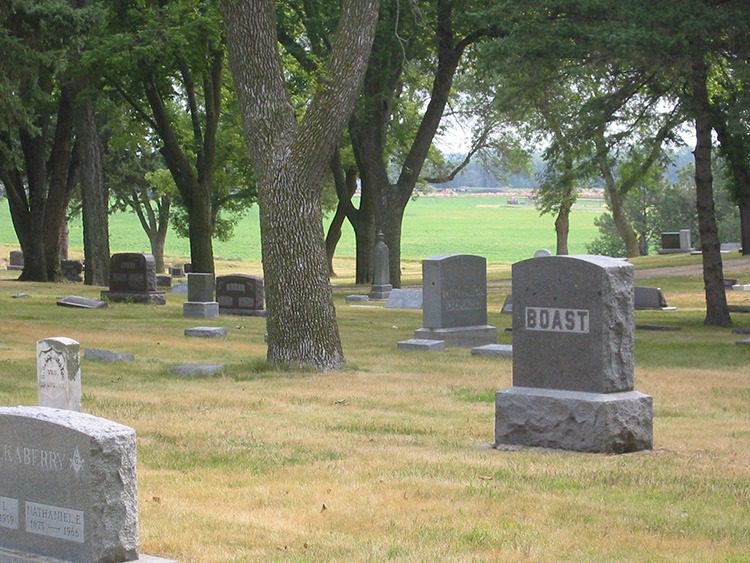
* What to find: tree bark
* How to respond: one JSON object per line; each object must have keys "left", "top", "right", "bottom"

{"left": 76, "top": 96, "right": 110, "bottom": 286}
{"left": 325, "top": 153, "right": 358, "bottom": 276}
{"left": 222, "top": 0, "right": 379, "bottom": 370}
{"left": 554, "top": 201, "right": 571, "bottom": 255}
{"left": 691, "top": 51, "right": 731, "bottom": 326}
{"left": 740, "top": 196, "right": 750, "bottom": 255}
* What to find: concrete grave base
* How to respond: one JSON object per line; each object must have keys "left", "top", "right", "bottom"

{"left": 100, "top": 290, "right": 166, "bottom": 305}
{"left": 414, "top": 324, "right": 496, "bottom": 347}
{"left": 471, "top": 344, "right": 513, "bottom": 358}
{"left": 183, "top": 301, "right": 219, "bottom": 319}
{"left": 397, "top": 338, "right": 445, "bottom": 352}
{"left": 494, "top": 387, "right": 653, "bottom": 454}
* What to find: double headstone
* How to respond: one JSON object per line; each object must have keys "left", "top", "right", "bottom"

{"left": 412, "top": 255, "right": 496, "bottom": 347}
{"left": 183, "top": 273, "right": 219, "bottom": 319}
{"left": 101, "top": 253, "right": 166, "bottom": 305}
{"left": 37, "top": 337, "right": 81, "bottom": 412}
{"left": 0, "top": 407, "right": 139, "bottom": 561}
{"left": 215, "top": 274, "right": 266, "bottom": 316}
{"left": 495, "top": 255, "right": 653, "bottom": 453}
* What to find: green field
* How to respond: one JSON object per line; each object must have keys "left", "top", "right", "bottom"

{"left": 0, "top": 195, "right": 605, "bottom": 264}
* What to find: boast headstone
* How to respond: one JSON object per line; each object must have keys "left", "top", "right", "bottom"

{"left": 37, "top": 337, "right": 81, "bottom": 412}
{"left": 412, "top": 255, "right": 496, "bottom": 347}
{"left": 183, "top": 273, "right": 219, "bottom": 319}
{"left": 0, "top": 406, "right": 138, "bottom": 562}
{"left": 8, "top": 251, "right": 24, "bottom": 271}
{"left": 368, "top": 232, "right": 392, "bottom": 300}
{"left": 215, "top": 274, "right": 266, "bottom": 316}
{"left": 101, "top": 253, "right": 166, "bottom": 305}
{"left": 495, "top": 255, "right": 652, "bottom": 453}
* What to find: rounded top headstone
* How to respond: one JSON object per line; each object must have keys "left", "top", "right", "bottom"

{"left": 533, "top": 248, "right": 552, "bottom": 258}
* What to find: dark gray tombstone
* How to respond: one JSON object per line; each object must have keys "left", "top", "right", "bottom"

{"left": 472, "top": 344, "right": 513, "bottom": 358}
{"left": 60, "top": 260, "right": 83, "bottom": 282}
{"left": 634, "top": 286, "right": 670, "bottom": 310}
{"left": 183, "top": 263, "right": 193, "bottom": 274}
{"left": 183, "top": 273, "right": 218, "bottom": 319}
{"left": 169, "top": 266, "right": 184, "bottom": 278}
{"left": 500, "top": 294, "right": 513, "bottom": 314}
{"left": 8, "top": 251, "right": 24, "bottom": 271}
{"left": 184, "top": 326, "right": 227, "bottom": 338}
{"left": 216, "top": 274, "right": 266, "bottom": 317}
{"left": 659, "top": 229, "right": 692, "bottom": 254}
{"left": 412, "top": 255, "right": 496, "bottom": 347}
{"left": 385, "top": 289, "right": 423, "bottom": 309}
{"left": 156, "top": 274, "right": 172, "bottom": 288}
{"left": 100, "top": 253, "right": 166, "bottom": 305}
{"left": 0, "top": 407, "right": 138, "bottom": 562}
{"left": 495, "top": 255, "right": 652, "bottom": 453}
{"left": 369, "top": 232, "right": 392, "bottom": 300}
{"left": 56, "top": 296, "right": 108, "bottom": 310}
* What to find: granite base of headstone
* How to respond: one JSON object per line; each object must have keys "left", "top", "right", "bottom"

{"left": 184, "top": 326, "right": 227, "bottom": 338}
{"left": 0, "top": 407, "right": 138, "bottom": 562}
{"left": 731, "top": 284, "right": 750, "bottom": 292}
{"left": 471, "top": 344, "right": 513, "bottom": 358}
{"left": 100, "top": 253, "right": 166, "bottom": 305}
{"left": 84, "top": 348, "right": 135, "bottom": 363}
{"left": 385, "top": 289, "right": 422, "bottom": 309}
{"left": 171, "top": 364, "right": 224, "bottom": 377}
{"left": 183, "top": 301, "right": 219, "bottom": 319}
{"left": 182, "top": 273, "right": 218, "bottom": 318}
{"left": 216, "top": 274, "right": 266, "bottom": 316}
{"left": 396, "top": 338, "right": 445, "bottom": 352}
{"left": 8, "top": 251, "right": 24, "bottom": 271}
{"left": 56, "top": 296, "right": 109, "bottom": 310}
{"left": 736, "top": 337, "right": 750, "bottom": 346}
{"left": 412, "top": 254, "right": 496, "bottom": 348}
{"left": 37, "top": 337, "right": 81, "bottom": 412}
{"left": 495, "top": 255, "right": 653, "bottom": 454}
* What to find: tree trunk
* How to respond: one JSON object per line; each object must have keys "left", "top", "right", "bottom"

{"left": 739, "top": 196, "right": 750, "bottom": 255}
{"left": 554, "top": 201, "right": 571, "bottom": 255}
{"left": 691, "top": 51, "right": 731, "bottom": 326}
{"left": 76, "top": 97, "right": 111, "bottom": 286}
{"left": 325, "top": 156, "right": 358, "bottom": 276}
{"left": 221, "top": 0, "right": 378, "bottom": 370}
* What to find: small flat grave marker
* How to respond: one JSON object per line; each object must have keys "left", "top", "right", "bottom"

{"left": 396, "top": 338, "right": 445, "bottom": 352}
{"left": 84, "top": 348, "right": 135, "bottom": 363}
{"left": 471, "top": 344, "right": 513, "bottom": 358}
{"left": 56, "top": 295, "right": 108, "bottom": 310}
{"left": 385, "top": 289, "right": 422, "bottom": 309}
{"left": 184, "top": 326, "right": 228, "bottom": 338}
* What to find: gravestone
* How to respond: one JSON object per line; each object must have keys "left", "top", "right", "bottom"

{"left": 183, "top": 273, "right": 219, "bottom": 319}
{"left": 84, "top": 348, "right": 135, "bottom": 363}
{"left": 156, "top": 274, "right": 172, "bottom": 288}
{"left": 658, "top": 228, "right": 692, "bottom": 254}
{"left": 8, "top": 251, "right": 24, "bottom": 271}
{"left": 385, "top": 289, "right": 423, "bottom": 309}
{"left": 634, "top": 286, "right": 671, "bottom": 310}
{"left": 171, "top": 364, "right": 224, "bottom": 377}
{"left": 500, "top": 294, "right": 513, "bottom": 314}
{"left": 721, "top": 242, "right": 742, "bottom": 252}
{"left": 215, "top": 274, "right": 266, "bottom": 316}
{"left": 533, "top": 248, "right": 551, "bottom": 258}
{"left": 396, "top": 338, "right": 445, "bottom": 352}
{"left": 368, "top": 232, "right": 392, "bottom": 300}
{"left": 60, "top": 260, "right": 83, "bottom": 282}
{"left": 183, "top": 263, "right": 192, "bottom": 274}
{"left": 0, "top": 407, "right": 138, "bottom": 562}
{"left": 345, "top": 295, "right": 369, "bottom": 303}
{"left": 56, "top": 295, "right": 108, "bottom": 310}
{"left": 169, "top": 265, "right": 184, "bottom": 278}
{"left": 101, "top": 253, "right": 166, "bottom": 305}
{"left": 37, "top": 337, "right": 81, "bottom": 412}
{"left": 412, "top": 255, "right": 496, "bottom": 347}
{"left": 184, "top": 326, "right": 227, "bottom": 338}
{"left": 495, "top": 255, "right": 652, "bottom": 453}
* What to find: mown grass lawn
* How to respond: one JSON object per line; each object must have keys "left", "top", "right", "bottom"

{"left": 0, "top": 252, "right": 749, "bottom": 562}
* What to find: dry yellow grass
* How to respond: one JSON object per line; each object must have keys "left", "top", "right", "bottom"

{"left": 1, "top": 253, "right": 749, "bottom": 561}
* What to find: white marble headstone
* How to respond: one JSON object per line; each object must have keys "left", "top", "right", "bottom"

{"left": 36, "top": 337, "right": 81, "bottom": 412}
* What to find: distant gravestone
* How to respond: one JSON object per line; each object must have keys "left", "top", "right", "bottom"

{"left": 495, "top": 255, "right": 652, "bottom": 453}
{"left": 533, "top": 248, "right": 551, "bottom": 258}
{"left": 0, "top": 406, "right": 138, "bottom": 562}
{"left": 471, "top": 344, "right": 513, "bottom": 358}
{"left": 345, "top": 295, "right": 369, "bottom": 303}
{"left": 8, "top": 251, "right": 24, "bottom": 271}
{"left": 56, "top": 295, "right": 108, "bottom": 310}
{"left": 171, "top": 364, "right": 224, "bottom": 377}
{"left": 101, "top": 253, "right": 166, "bottom": 305}
{"left": 634, "top": 286, "right": 670, "bottom": 310}
{"left": 215, "top": 274, "right": 266, "bottom": 316}
{"left": 385, "top": 289, "right": 422, "bottom": 309}
{"left": 156, "top": 274, "right": 172, "bottom": 288}
{"left": 183, "top": 273, "right": 218, "bottom": 319}
{"left": 184, "top": 326, "right": 227, "bottom": 338}
{"left": 721, "top": 242, "right": 742, "bottom": 252}
{"left": 84, "top": 348, "right": 135, "bottom": 363}
{"left": 413, "top": 255, "right": 496, "bottom": 347}
{"left": 37, "top": 337, "right": 81, "bottom": 412}
{"left": 368, "top": 232, "right": 392, "bottom": 300}
{"left": 169, "top": 265, "right": 184, "bottom": 278}
{"left": 396, "top": 338, "right": 445, "bottom": 352}
{"left": 60, "top": 260, "right": 83, "bottom": 282}
{"left": 500, "top": 294, "right": 513, "bottom": 314}
{"left": 183, "top": 263, "right": 193, "bottom": 274}
{"left": 658, "top": 229, "right": 692, "bottom": 254}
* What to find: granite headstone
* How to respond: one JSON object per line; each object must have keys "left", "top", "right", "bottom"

{"left": 8, "top": 251, "right": 24, "bottom": 271}
{"left": 101, "top": 253, "right": 166, "bottom": 305}
{"left": 215, "top": 274, "right": 266, "bottom": 316}
{"left": 183, "top": 273, "right": 219, "bottom": 319}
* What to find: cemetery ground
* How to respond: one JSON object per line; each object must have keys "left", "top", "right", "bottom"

{"left": 1, "top": 251, "right": 749, "bottom": 561}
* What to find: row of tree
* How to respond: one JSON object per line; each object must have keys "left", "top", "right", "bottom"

{"left": 2, "top": 0, "right": 749, "bottom": 369}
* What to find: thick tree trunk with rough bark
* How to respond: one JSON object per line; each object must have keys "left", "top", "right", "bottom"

{"left": 222, "top": 0, "right": 378, "bottom": 370}
{"left": 76, "top": 97, "right": 110, "bottom": 286}
{"left": 691, "top": 52, "right": 731, "bottom": 326}
{"left": 740, "top": 197, "right": 750, "bottom": 255}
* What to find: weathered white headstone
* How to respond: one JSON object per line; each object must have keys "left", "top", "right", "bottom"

{"left": 37, "top": 337, "right": 81, "bottom": 412}
{"left": 0, "top": 407, "right": 138, "bottom": 562}
{"left": 495, "top": 255, "right": 653, "bottom": 453}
